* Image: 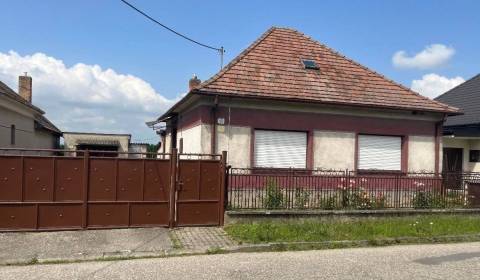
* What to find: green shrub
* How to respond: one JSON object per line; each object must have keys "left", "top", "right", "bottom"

{"left": 264, "top": 178, "right": 283, "bottom": 209}
{"left": 371, "top": 193, "right": 387, "bottom": 209}
{"left": 413, "top": 191, "right": 444, "bottom": 209}
{"left": 320, "top": 196, "right": 340, "bottom": 210}
{"left": 294, "top": 188, "right": 311, "bottom": 209}
{"left": 444, "top": 190, "right": 466, "bottom": 208}
{"left": 343, "top": 188, "right": 372, "bottom": 209}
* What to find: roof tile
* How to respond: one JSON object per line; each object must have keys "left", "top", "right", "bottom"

{"left": 197, "top": 27, "right": 458, "bottom": 114}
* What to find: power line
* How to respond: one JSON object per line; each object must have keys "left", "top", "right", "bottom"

{"left": 120, "top": 0, "right": 224, "bottom": 59}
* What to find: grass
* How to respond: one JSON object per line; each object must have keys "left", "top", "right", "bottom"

{"left": 168, "top": 230, "right": 184, "bottom": 250}
{"left": 225, "top": 215, "right": 480, "bottom": 244}
{"left": 206, "top": 247, "right": 226, "bottom": 254}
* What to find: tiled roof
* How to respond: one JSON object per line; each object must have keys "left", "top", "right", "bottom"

{"left": 435, "top": 74, "right": 480, "bottom": 126}
{"left": 195, "top": 27, "right": 458, "bottom": 114}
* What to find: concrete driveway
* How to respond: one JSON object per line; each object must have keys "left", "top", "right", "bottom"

{"left": 0, "top": 228, "right": 172, "bottom": 264}
{"left": 2, "top": 242, "right": 480, "bottom": 279}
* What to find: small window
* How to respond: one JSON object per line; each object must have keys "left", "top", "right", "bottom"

{"left": 10, "top": 125, "right": 15, "bottom": 145}
{"left": 470, "top": 150, "right": 480, "bottom": 162}
{"left": 301, "top": 59, "right": 319, "bottom": 70}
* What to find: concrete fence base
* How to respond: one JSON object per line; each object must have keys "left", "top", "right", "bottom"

{"left": 225, "top": 208, "right": 480, "bottom": 224}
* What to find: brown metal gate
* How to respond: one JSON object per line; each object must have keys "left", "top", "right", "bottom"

{"left": 0, "top": 148, "right": 226, "bottom": 231}
{"left": 175, "top": 156, "right": 225, "bottom": 226}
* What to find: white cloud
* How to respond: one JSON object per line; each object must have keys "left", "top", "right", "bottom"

{"left": 392, "top": 44, "right": 455, "bottom": 70}
{"left": 411, "top": 73, "right": 465, "bottom": 98}
{"left": 0, "top": 51, "right": 176, "bottom": 142}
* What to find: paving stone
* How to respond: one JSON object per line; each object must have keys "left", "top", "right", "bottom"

{"left": 172, "top": 227, "right": 236, "bottom": 250}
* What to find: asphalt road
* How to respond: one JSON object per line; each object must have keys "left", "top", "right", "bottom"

{"left": 2, "top": 242, "right": 480, "bottom": 280}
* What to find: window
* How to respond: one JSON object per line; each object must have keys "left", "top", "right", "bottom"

{"left": 10, "top": 125, "right": 15, "bottom": 145}
{"left": 470, "top": 150, "right": 480, "bottom": 162}
{"left": 358, "top": 135, "right": 401, "bottom": 171}
{"left": 301, "top": 59, "right": 319, "bottom": 70}
{"left": 254, "top": 130, "right": 307, "bottom": 169}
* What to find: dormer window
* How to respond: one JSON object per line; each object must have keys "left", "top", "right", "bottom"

{"left": 302, "top": 59, "right": 319, "bottom": 70}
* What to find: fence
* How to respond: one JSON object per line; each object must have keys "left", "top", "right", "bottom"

{"left": 227, "top": 168, "right": 480, "bottom": 210}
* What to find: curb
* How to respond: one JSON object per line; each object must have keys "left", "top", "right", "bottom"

{"left": 1, "top": 249, "right": 208, "bottom": 266}
{"left": 225, "top": 233, "right": 480, "bottom": 253}
{"left": 4, "top": 233, "right": 480, "bottom": 266}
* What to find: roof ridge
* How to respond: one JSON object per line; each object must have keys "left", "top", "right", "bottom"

{"left": 198, "top": 27, "right": 278, "bottom": 90}
{"left": 283, "top": 28, "right": 456, "bottom": 112}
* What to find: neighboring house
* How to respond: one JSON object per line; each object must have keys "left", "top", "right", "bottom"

{"left": 129, "top": 142, "right": 149, "bottom": 158}
{"left": 63, "top": 132, "right": 148, "bottom": 158}
{"left": 0, "top": 74, "right": 61, "bottom": 149}
{"left": 150, "top": 27, "right": 458, "bottom": 173}
{"left": 435, "top": 74, "right": 480, "bottom": 172}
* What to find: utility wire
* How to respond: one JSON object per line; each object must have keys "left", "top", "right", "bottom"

{"left": 120, "top": 0, "right": 224, "bottom": 54}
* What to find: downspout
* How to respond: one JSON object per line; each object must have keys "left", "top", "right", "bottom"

{"left": 211, "top": 95, "right": 219, "bottom": 154}
{"left": 435, "top": 115, "right": 446, "bottom": 175}
{"left": 170, "top": 114, "right": 178, "bottom": 153}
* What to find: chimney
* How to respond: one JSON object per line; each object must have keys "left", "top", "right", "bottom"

{"left": 19, "top": 73, "right": 32, "bottom": 103}
{"left": 188, "top": 74, "right": 201, "bottom": 91}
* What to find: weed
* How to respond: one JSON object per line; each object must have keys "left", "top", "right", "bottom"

{"left": 264, "top": 178, "right": 283, "bottom": 209}
{"left": 294, "top": 188, "right": 311, "bottom": 209}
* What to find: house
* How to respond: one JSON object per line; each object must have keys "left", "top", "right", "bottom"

{"left": 0, "top": 74, "right": 61, "bottom": 149}
{"left": 151, "top": 27, "right": 458, "bottom": 173}
{"left": 63, "top": 132, "right": 149, "bottom": 158}
{"left": 435, "top": 74, "right": 480, "bottom": 172}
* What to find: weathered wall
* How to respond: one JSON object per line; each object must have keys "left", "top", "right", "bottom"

{"left": 164, "top": 131, "right": 172, "bottom": 153}
{"left": 216, "top": 125, "right": 251, "bottom": 168}
{"left": 34, "top": 129, "right": 59, "bottom": 149}
{"left": 172, "top": 97, "right": 444, "bottom": 171}
{"left": 200, "top": 125, "right": 212, "bottom": 154}
{"left": 177, "top": 125, "right": 203, "bottom": 154}
{"left": 408, "top": 136, "right": 436, "bottom": 172}
{"left": 313, "top": 131, "right": 355, "bottom": 170}
{"left": 0, "top": 96, "right": 58, "bottom": 149}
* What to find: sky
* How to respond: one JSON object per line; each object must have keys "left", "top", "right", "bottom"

{"left": 0, "top": 0, "right": 478, "bottom": 142}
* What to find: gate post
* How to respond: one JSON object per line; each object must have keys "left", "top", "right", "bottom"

{"left": 168, "top": 148, "right": 178, "bottom": 228}
{"left": 169, "top": 148, "right": 178, "bottom": 228}
{"left": 82, "top": 150, "right": 90, "bottom": 229}
{"left": 219, "top": 151, "right": 228, "bottom": 226}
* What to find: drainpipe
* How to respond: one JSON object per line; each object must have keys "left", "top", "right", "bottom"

{"left": 211, "top": 95, "right": 219, "bottom": 155}
{"left": 435, "top": 115, "right": 446, "bottom": 175}
{"left": 169, "top": 114, "right": 178, "bottom": 153}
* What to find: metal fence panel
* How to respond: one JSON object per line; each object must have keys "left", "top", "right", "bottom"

{"left": 227, "top": 168, "right": 477, "bottom": 210}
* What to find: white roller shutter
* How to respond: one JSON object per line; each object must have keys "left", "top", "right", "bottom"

{"left": 358, "top": 135, "right": 401, "bottom": 171}
{"left": 254, "top": 130, "right": 307, "bottom": 168}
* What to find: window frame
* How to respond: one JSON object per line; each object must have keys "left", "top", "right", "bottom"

{"left": 301, "top": 59, "right": 320, "bottom": 70}
{"left": 10, "top": 125, "right": 15, "bottom": 145}
{"left": 469, "top": 150, "right": 480, "bottom": 163}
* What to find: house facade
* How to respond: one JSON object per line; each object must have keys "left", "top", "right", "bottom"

{"left": 153, "top": 27, "right": 458, "bottom": 173}
{"left": 0, "top": 75, "right": 61, "bottom": 149}
{"left": 435, "top": 74, "right": 480, "bottom": 172}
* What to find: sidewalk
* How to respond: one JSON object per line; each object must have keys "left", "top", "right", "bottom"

{"left": 0, "top": 227, "right": 237, "bottom": 265}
